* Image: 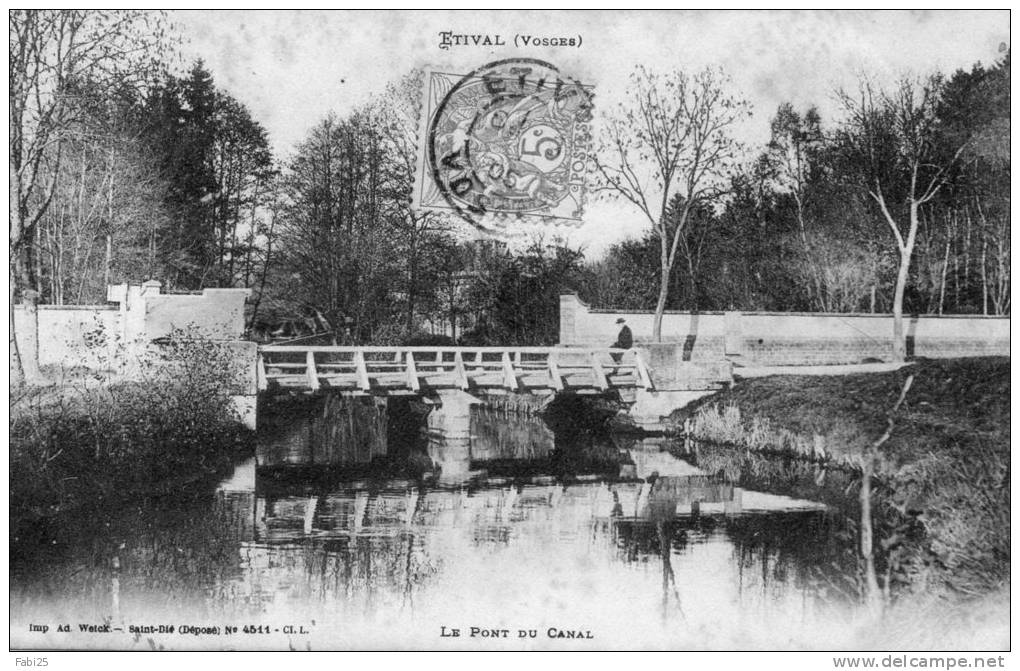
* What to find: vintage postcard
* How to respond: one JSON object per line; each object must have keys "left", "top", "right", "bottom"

{"left": 9, "top": 9, "right": 1011, "bottom": 658}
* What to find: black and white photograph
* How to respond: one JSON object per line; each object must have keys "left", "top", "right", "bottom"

{"left": 8, "top": 9, "right": 1011, "bottom": 657}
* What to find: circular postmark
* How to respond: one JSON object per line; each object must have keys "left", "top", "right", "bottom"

{"left": 426, "top": 58, "right": 595, "bottom": 229}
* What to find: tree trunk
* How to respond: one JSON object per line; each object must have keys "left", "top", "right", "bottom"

{"left": 653, "top": 263, "right": 669, "bottom": 342}
{"left": 407, "top": 236, "right": 417, "bottom": 334}
{"left": 104, "top": 234, "right": 113, "bottom": 289}
{"left": 938, "top": 237, "right": 950, "bottom": 315}
{"left": 14, "top": 289, "right": 45, "bottom": 385}
{"left": 9, "top": 275, "right": 25, "bottom": 386}
{"left": 981, "top": 236, "right": 988, "bottom": 315}
{"left": 963, "top": 209, "right": 971, "bottom": 290}
{"left": 891, "top": 249, "right": 909, "bottom": 362}
{"left": 106, "top": 150, "right": 114, "bottom": 290}
{"left": 449, "top": 287, "right": 457, "bottom": 343}
{"left": 686, "top": 254, "right": 699, "bottom": 311}
{"left": 653, "top": 230, "right": 671, "bottom": 342}
{"left": 890, "top": 201, "right": 919, "bottom": 363}
{"left": 859, "top": 458, "right": 883, "bottom": 617}
{"left": 10, "top": 173, "right": 46, "bottom": 384}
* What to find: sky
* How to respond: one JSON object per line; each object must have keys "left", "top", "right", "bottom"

{"left": 172, "top": 10, "right": 1009, "bottom": 256}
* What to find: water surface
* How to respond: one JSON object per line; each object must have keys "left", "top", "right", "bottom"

{"left": 12, "top": 401, "right": 871, "bottom": 651}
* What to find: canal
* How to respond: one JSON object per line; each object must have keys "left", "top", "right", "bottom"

{"left": 11, "top": 395, "right": 880, "bottom": 650}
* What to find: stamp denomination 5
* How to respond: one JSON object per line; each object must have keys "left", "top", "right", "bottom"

{"left": 413, "top": 58, "right": 595, "bottom": 232}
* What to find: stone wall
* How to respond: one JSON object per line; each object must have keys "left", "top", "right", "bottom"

{"left": 12, "top": 304, "right": 120, "bottom": 369}
{"left": 560, "top": 294, "right": 1010, "bottom": 366}
{"left": 106, "top": 281, "right": 249, "bottom": 341}
{"left": 143, "top": 288, "right": 248, "bottom": 340}
{"left": 13, "top": 282, "right": 256, "bottom": 426}
{"left": 14, "top": 282, "right": 251, "bottom": 367}
{"left": 736, "top": 312, "right": 1009, "bottom": 364}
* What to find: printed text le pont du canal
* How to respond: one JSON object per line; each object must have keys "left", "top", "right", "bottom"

{"left": 440, "top": 625, "right": 594, "bottom": 639}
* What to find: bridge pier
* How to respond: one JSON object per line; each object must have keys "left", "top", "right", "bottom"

{"left": 627, "top": 389, "right": 718, "bottom": 431}
{"left": 426, "top": 390, "right": 483, "bottom": 482}
{"left": 621, "top": 347, "right": 733, "bottom": 430}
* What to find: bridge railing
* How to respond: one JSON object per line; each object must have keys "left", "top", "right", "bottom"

{"left": 256, "top": 346, "right": 653, "bottom": 393}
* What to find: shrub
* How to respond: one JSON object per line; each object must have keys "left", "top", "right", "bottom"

{"left": 10, "top": 334, "right": 253, "bottom": 531}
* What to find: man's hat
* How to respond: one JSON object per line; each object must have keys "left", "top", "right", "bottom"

{"left": 616, "top": 318, "right": 626, "bottom": 324}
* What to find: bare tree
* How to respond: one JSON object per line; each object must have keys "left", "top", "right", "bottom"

{"left": 837, "top": 77, "right": 968, "bottom": 361}
{"left": 765, "top": 103, "right": 831, "bottom": 309}
{"left": 209, "top": 92, "right": 274, "bottom": 286}
{"left": 803, "top": 236, "right": 887, "bottom": 313}
{"left": 596, "top": 66, "right": 749, "bottom": 340}
{"left": 9, "top": 9, "right": 172, "bottom": 382}
{"left": 36, "top": 117, "right": 173, "bottom": 305}
{"left": 976, "top": 198, "right": 1010, "bottom": 315}
{"left": 276, "top": 111, "right": 405, "bottom": 341}
{"left": 373, "top": 71, "right": 457, "bottom": 334}
{"left": 767, "top": 104, "right": 824, "bottom": 245}
{"left": 244, "top": 187, "right": 282, "bottom": 332}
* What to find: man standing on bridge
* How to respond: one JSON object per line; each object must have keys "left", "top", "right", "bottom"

{"left": 611, "top": 317, "right": 632, "bottom": 364}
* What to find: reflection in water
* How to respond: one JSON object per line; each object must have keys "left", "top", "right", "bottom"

{"left": 12, "top": 398, "right": 878, "bottom": 650}
{"left": 471, "top": 405, "right": 555, "bottom": 461}
{"left": 11, "top": 474, "right": 854, "bottom": 649}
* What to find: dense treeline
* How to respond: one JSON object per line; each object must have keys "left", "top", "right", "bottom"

{"left": 585, "top": 56, "right": 1010, "bottom": 319}
{"left": 10, "top": 10, "right": 1009, "bottom": 365}
{"left": 22, "top": 60, "right": 275, "bottom": 304}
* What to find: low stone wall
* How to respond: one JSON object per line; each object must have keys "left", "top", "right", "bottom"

{"left": 143, "top": 288, "right": 248, "bottom": 340}
{"left": 13, "top": 282, "right": 256, "bottom": 426}
{"left": 560, "top": 295, "right": 728, "bottom": 361}
{"left": 12, "top": 304, "right": 120, "bottom": 369}
{"left": 106, "top": 281, "right": 249, "bottom": 342}
{"left": 560, "top": 294, "right": 1010, "bottom": 366}
{"left": 735, "top": 312, "right": 1009, "bottom": 364}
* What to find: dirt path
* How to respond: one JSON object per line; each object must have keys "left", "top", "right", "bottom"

{"left": 733, "top": 361, "right": 914, "bottom": 378}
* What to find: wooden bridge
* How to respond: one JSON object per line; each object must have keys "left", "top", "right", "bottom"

{"left": 256, "top": 346, "right": 654, "bottom": 394}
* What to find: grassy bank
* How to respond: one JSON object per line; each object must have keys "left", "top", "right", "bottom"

{"left": 670, "top": 357, "right": 1009, "bottom": 597}
{"left": 10, "top": 340, "right": 254, "bottom": 545}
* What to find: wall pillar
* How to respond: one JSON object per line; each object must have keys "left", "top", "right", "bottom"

{"left": 559, "top": 293, "right": 581, "bottom": 345}
{"left": 140, "top": 279, "right": 162, "bottom": 297}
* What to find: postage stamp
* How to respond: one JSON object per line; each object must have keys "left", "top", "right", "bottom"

{"left": 413, "top": 58, "right": 595, "bottom": 231}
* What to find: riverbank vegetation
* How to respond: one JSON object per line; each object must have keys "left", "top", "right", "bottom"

{"left": 672, "top": 357, "right": 1009, "bottom": 598}
{"left": 10, "top": 339, "right": 254, "bottom": 546}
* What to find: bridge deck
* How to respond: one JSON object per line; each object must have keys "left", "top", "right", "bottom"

{"left": 257, "top": 346, "right": 653, "bottom": 394}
